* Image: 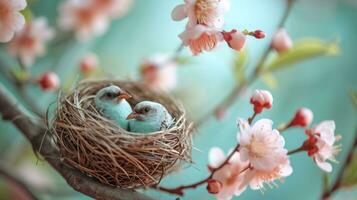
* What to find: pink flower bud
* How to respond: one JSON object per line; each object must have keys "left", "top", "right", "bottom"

{"left": 271, "top": 28, "right": 293, "bottom": 53}
{"left": 206, "top": 179, "right": 222, "bottom": 194}
{"left": 38, "top": 72, "right": 60, "bottom": 91}
{"left": 250, "top": 89, "right": 273, "bottom": 113}
{"left": 252, "top": 30, "right": 265, "bottom": 39}
{"left": 80, "top": 53, "right": 99, "bottom": 74}
{"left": 290, "top": 108, "right": 313, "bottom": 127}
{"left": 214, "top": 107, "right": 226, "bottom": 120}
{"left": 223, "top": 29, "right": 246, "bottom": 51}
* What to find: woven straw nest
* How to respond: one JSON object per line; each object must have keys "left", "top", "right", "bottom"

{"left": 50, "top": 79, "right": 193, "bottom": 188}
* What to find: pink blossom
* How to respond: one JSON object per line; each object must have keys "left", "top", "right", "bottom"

{"left": 237, "top": 119, "right": 293, "bottom": 190}
{"left": 222, "top": 29, "right": 246, "bottom": 51}
{"left": 0, "top": 0, "right": 26, "bottom": 42}
{"left": 140, "top": 54, "right": 177, "bottom": 92}
{"left": 271, "top": 28, "right": 293, "bottom": 53}
{"left": 179, "top": 24, "right": 223, "bottom": 55}
{"left": 8, "top": 17, "right": 54, "bottom": 66}
{"left": 172, "top": 0, "right": 229, "bottom": 28}
{"left": 250, "top": 89, "right": 273, "bottom": 113}
{"left": 208, "top": 147, "right": 249, "bottom": 200}
{"left": 289, "top": 107, "right": 314, "bottom": 127}
{"left": 58, "top": 0, "right": 109, "bottom": 41}
{"left": 80, "top": 53, "right": 99, "bottom": 74}
{"left": 91, "top": 0, "right": 133, "bottom": 18}
{"left": 303, "top": 121, "right": 341, "bottom": 172}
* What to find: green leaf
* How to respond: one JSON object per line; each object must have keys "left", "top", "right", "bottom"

{"left": 262, "top": 72, "right": 278, "bottom": 89}
{"left": 175, "top": 56, "right": 192, "bottom": 65}
{"left": 350, "top": 91, "right": 357, "bottom": 110}
{"left": 341, "top": 151, "right": 357, "bottom": 188}
{"left": 232, "top": 50, "right": 248, "bottom": 84}
{"left": 20, "top": 8, "right": 33, "bottom": 22}
{"left": 265, "top": 39, "right": 340, "bottom": 72}
{"left": 10, "top": 69, "right": 30, "bottom": 82}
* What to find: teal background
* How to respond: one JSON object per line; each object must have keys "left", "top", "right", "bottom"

{"left": 0, "top": 0, "right": 357, "bottom": 199}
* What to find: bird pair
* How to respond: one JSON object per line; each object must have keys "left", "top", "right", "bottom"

{"left": 94, "top": 85, "right": 173, "bottom": 133}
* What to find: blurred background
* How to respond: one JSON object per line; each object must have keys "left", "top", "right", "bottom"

{"left": 0, "top": 0, "right": 356, "bottom": 199}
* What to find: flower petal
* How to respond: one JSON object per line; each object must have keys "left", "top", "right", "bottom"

{"left": 209, "top": 147, "right": 226, "bottom": 168}
{"left": 171, "top": 4, "right": 187, "bottom": 21}
{"left": 314, "top": 157, "right": 332, "bottom": 172}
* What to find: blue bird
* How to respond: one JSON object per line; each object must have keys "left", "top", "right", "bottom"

{"left": 95, "top": 85, "right": 132, "bottom": 130}
{"left": 126, "top": 101, "right": 173, "bottom": 133}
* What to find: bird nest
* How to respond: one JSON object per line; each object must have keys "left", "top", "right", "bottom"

{"left": 50, "top": 79, "right": 193, "bottom": 188}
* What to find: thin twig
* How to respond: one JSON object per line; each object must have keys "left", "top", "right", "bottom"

{"left": 0, "top": 164, "right": 38, "bottom": 200}
{"left": 196, "top": 0, "right": 295, "bottom": 127}
{"left": 153, "top": 144, "right": 241, "bottom": 196}
{"left": 321, "top": 128, "right": 357, "bottom": 200}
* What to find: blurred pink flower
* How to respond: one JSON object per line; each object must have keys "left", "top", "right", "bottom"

{"left": 140, "top": 54, "right": 177, "bottom": 92}
{"left": 58, "top": 0, "right": 109, "bottom": 41}
{"left": 222, "top": 29, "right": 246, "bottom": 51}
{"left": 172, "top": 0, "right": 229, "bottom": 28}
{"left": 237, "top": 119, "right": 292, "bottom": 190}
{"left": 8, "top": 17, "right": 54, "bottom": 66}
{"left": 208, "top": 147, "right": 249, "bottom": 200}
{"left": 0, "top": 0, "right": 26, "bottom": 42}
{"left": 91, "top": 0, "right": 133, "bottom": 18}
{"left": 289, "top": 107, "right": 314, "bottom": 127}
{"left": 80, "top": 52, "right": 99, "bottom": 74}
{"left": 250, "top": 89, "right": 273, "bottom": 113}
{"left": 271, "top": 28, "right": 293, "bottom": 53}
{"left": 303, "top": 121, "right": 341, "bottom": 172}
{"left": 179, "top": 24, "right": 223, "bottom": 55}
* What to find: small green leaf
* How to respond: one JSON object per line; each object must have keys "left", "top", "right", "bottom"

{"left": 10, "top": 69, "right": 30, "bottom": 81}
{"left": 262, "top": 73, "right": 278, "bottom": 89}
{"left": 20, "top": 8, "right": 33, "bottom": 22}
{"left": 232, "top": 50, "right": 248, "bottom": 84}
{"left": 350, "top": 91, "right": 357, "bottom": 110}
{"left": 265, "top": 39, "right": 340, "bottom": 72}
{"left": 341, "top": 151, "right": 357, "bottom": 188}
{"left": 322, "top": 173, "right": 329, "bottom": 193}
{"left": 175, "top": 56, "right": 191, "bottom": 65}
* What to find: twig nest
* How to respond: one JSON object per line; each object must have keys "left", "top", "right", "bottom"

{"left": 50, "top": 79, "right": 193, "bottom": 188}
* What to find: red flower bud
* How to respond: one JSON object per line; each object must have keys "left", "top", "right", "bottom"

{"left": 290, "top": 108, "right": 313, "bottom": 127}
{"left": 80, "top": 53, "right": 99, "bottom": 74}
{"left": 207, "top": 179, "right": 222, "bottom": 194}
{"left": 223, "top": 29, "right": 246, "bottom": 51}
{"left": 250, "top": 89, "right": 273, "bottom": 113}
{"left": 252, "top": 30, "right": 265, "bottom": 39}
{"left": 38, "top": 72, "right": 60, "bottom": 91}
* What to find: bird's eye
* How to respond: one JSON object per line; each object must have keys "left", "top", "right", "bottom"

{"left": 106, "top": 93, "right": 114, "bottom": 98}
{"left": 144, "top": 107, "right": 150, "bottom": 113}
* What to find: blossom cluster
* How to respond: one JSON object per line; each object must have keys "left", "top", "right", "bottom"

{"left": 206, "top": 89, "right": 341, "bottom": 200}
{"left": 171, "top": 0, "right": 263, "bottom": 55}
{"left": 58, "top": 0, "right": 132, "bottom": 41}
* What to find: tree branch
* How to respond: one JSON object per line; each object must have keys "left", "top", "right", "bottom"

{"left": 0, "top": 83, "right": 154, "bottom": 200}
{"left": 0, "top": 164, "right": 38, "bottom": 200}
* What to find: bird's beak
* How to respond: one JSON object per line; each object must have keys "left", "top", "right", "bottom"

{"left": 126, "top": 112, "right": 140, "bottom": 120}
{"left": 118, "top": 92, "right": 132, "bottom": 100}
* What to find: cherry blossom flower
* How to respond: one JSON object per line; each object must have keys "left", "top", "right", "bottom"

{"left": 91, "top": 0, "right": 133, "bottom": 18}
{"left": 289, "top": 107, "right": 314, "bottom": 127}
{"left": 208, "top": 147, "right": 249, "bottom": 200}
{"left": 58, "top": 0, "right": 109, "bottom": 41}
{"left": 80, "top": 53, "right": 99, "bottom": 74}
{"left": 38, "top": 72, "right": 60, "bottom": 91}
{"left": 271, "top": 28, "right": 293, "bottom": 53}
{"left": 8, "top": 17, "right": 55, "bottom": 66}
{"left": 303, "top": 121, "right": 341, "bottom": 172}
{"left": 0, "top": 0, "right": 26, "bottom": 43}
{"left": 179, "top": 24, "right": 223, "bottom": 55}
{"left": 237, "top": 119, "right": 293, "bottom": 190}
{"left": 250, "top": 89, "right": 273, "bottom": 113}
{"left": 140, "top": 54, "right": 178, "bottom": 92}
{"left": 222, "top": 29, "right": 246, "bottom": 51}
{"left": 171, "top": 0, "right": 230, "bottom": 28}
